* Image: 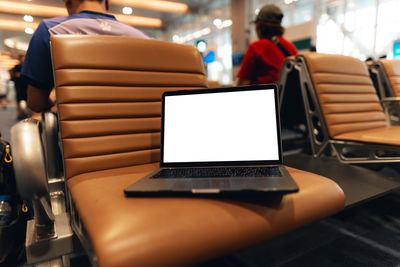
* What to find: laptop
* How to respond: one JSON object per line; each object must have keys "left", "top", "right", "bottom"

{"left": 124, "top": 84, "right": 298, "bottom": 196}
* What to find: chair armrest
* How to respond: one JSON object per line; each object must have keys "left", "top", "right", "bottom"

{"left": 381, "top": 97, "right": 400, "bottom": 103}
{"left": 379, "top": 98, "right": 400, "bottom": 125}
{"left": 10, "top": 118, "right": 48, "bottom": 200}
{"left": 11, "top": 117, "right": 76, "bottom": 264}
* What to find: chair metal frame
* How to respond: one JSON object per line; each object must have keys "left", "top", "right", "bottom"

{"left": 277, "top": 57, "right": 310, "bottom": 155}
{"left": 278, "top": 57, "right": 297, "bottom": 109}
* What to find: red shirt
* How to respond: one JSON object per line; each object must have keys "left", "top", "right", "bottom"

{"left": 236, "top": 36, "right": 298, "bottom": 84}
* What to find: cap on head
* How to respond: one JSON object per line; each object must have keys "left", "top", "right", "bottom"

{"left": 255, "top": 4, "right": 283, "bottom": 24}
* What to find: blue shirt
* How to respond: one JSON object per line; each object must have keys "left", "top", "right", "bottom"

{"left": 21, "top": 10, "right": 148, "bottom": 91}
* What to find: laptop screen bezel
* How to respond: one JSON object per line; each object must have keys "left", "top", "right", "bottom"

{"left": 160, "top": 84, "right": 283, "bottom": 168}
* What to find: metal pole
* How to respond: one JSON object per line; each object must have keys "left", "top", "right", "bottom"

{"left": 372, "top": 0, "right": 380, "bottom": 59}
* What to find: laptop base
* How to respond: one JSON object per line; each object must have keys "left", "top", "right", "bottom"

{"left": 124, "top": 166, "right": 298, "bottom": 197}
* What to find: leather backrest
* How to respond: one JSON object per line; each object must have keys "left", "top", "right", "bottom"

{"left": 51, "top": 35, "right": 207, "bottom": 179}
{"left": 377, "top": 59, "right": 400, "bottom": 97}
{"left": 300, "top": 53, "right": 386, "bottom": 138}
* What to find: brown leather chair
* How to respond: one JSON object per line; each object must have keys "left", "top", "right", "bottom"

{"left": 369, "top": 59, "right": 400, "bottom": 124}
{"left": 50, "top": 35, "right": 344, "bottom": 267}
{"left": 295, "top": 53, "right": 400, "bottom": 163}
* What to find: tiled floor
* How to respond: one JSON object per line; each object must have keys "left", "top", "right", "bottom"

{"left": 200, "top": 190, "right": 400, "bottom": 267}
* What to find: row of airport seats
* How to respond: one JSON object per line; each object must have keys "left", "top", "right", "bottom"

{"left": 10, "top": 35, "right": 345, "bottom": 267}
{"left": 279, "top": 53, "right": 400, "bottom": 165}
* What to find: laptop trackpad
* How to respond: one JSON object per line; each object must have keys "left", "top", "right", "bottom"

{"left": 172, "top": 178, "right": 284, "bottom": 192}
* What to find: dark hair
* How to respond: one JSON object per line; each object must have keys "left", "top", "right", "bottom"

{"left": 256, "top": 21, "right": 284, "bottom": 38}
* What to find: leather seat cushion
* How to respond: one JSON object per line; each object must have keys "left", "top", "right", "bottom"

{"left": 67, "top": 165, "right": 345, "bottom": 267}
{"left": 334, "top": 126, "right": 400, "bottom": 145}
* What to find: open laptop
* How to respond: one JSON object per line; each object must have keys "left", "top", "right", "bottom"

{"left": 124, "top": 84, "right": 298, "bottom": 196}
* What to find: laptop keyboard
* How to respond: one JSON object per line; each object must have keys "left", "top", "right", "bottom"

{"left": 151, "top": 166, "right": 282, "bottom": 179}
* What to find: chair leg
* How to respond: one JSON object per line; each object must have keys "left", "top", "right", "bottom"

{"left": 35, "top": 255, "right": 71, "bottom": 267}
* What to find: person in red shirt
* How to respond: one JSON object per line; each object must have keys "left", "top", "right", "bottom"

{"left": 237, "top": 4, "right": 297, "bottom": 85}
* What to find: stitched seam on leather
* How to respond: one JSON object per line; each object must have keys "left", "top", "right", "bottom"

{"left": 320, "top": 101, "right": 381, "bottom": 104}
{"left": 59, "top": 115, "right": 161, "bottom": 121}
{"left": 64, "top": 148, "right": 160, "bottom": 160}
{"left": 60, "top": 99, "right": 162, "bottom": 103}
{"left": 67, "top": 159, "right": 160, "bottom": 179}
{"left": 61, "top": 130, "right": 161, "bottom": 139}
{"left": 328, "top": 120, "right": 385, "bottom": 127}
{"left": 56, "top": 67, "right": 205, "bottom": 75}
{"left": 58, "top": 101, "right": 161, "bottom": 105}
{"left": 318, "top": 92, "right": 378, "bottom": 95}
{"left": 316, "top": 84, "right": 373, "bottom": 89}
{"left": 60, "top": 117, "right": 161, "bottom": 122}
{"left": 313, "top": 71, "right": 368, "bottom": 77}
{"left": 62, "top": 131, "right": 161, "bottom": 140}
{"left": 324, "top": 109, "right": 383, "bottom": 115}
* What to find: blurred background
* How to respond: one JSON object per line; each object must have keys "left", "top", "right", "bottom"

{"left": 0, "top": 0, "right": 400, "bottom": 90}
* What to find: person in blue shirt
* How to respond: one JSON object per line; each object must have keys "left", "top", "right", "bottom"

{"left": 21, "top": 0, "right": 148, "bottom": 112}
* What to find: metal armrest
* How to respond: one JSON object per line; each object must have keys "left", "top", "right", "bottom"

{"left": 10, "top": 117, "right": 75, "bottom": 264}
{"left": 10, "top": 118, "right": 55, "bottom": 236}
{"left": 11, "top": 118, "right": 48, "bottom": 201}
{"left": 380, "top": 97, "right": 400, "bottom": 103}
{"left": 380, "top": 98, "right": 400, "bottom": 125}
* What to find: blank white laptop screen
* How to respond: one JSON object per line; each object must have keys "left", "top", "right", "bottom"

{"left": 163, "top": 89, "right": 279, "bottom": 163}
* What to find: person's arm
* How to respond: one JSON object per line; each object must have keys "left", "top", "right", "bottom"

{"left": 27, "top": 85, "right": 54, "bottom": 112}
{"left": 21, "top": 22, "right": 55, "bottom": 113}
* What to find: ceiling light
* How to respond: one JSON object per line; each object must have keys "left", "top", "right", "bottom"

{"left": 196, "top": 40, "right": 207, "bottom": 53}
{"left": 24, "top": 27, "right": 34, "bottom": 34}
{"left": 200, "top": 28, "right": 211, "bottom": 35}
{"left": 23, "top": 15, "right": 34, "bottom": 22}
{"left": 0, "top": 1, "right": 161, "bottom": 28}
{"left": 0, "top": 1, "right": 67, "bottom": 17}
{"left": 172, "top": 35, "right": 180, "bottom": 42}
{"left": 193, "top": 31, "right": 202, "bottom": 39}
{"left": 16, "top": 42, "right": 29, "bottom": 51}
{"left": 114, "top": 15, "right": 162, "bottom": 28}
{"left": 178, "top": 27, "right": 211, "bottom": 44}
{"left": 213, "top": 19, "right": 222, "bottom": 27}
{"left": 222, "top": 20, "right": 232, "bottom": 28}
{"left": 110, "top": 0, "right": 188, "bottom": 13}
{"left": 122, "top": 7, "right": 133, "bottom": 15}
{"left": 4, "top": 39, "right": 15, "bottom": 48}
{"left": 0, "top": 19, "right": 39, "bottom": 32}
